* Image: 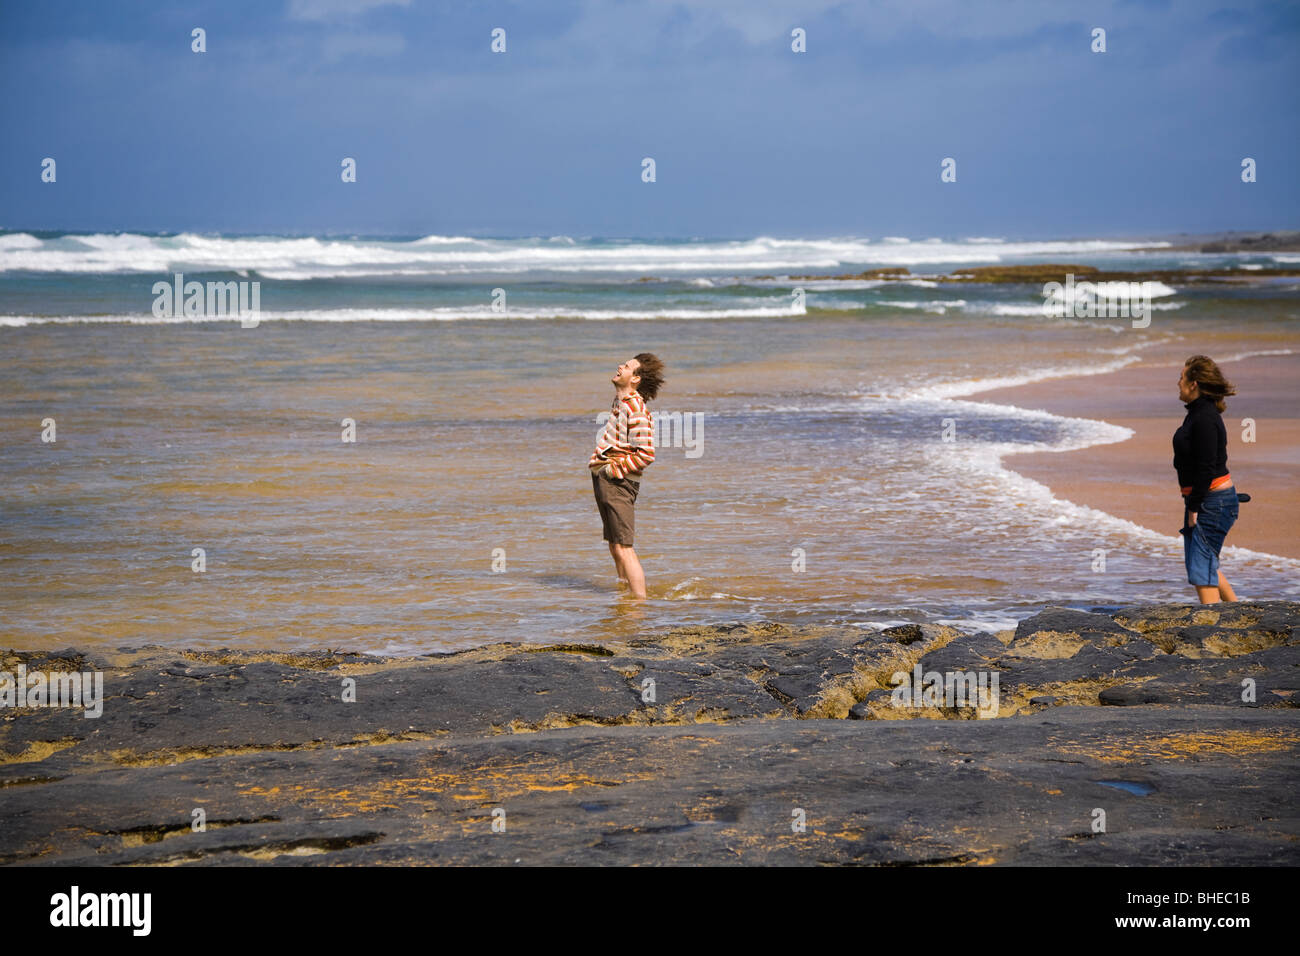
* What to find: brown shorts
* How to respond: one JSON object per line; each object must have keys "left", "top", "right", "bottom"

{"left": 592, "top": 472, "right": 639, "bottom": 546}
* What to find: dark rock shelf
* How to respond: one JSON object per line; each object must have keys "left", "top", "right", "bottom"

{"left": 2, "top": 601, "right": 1297, "bottom": 865}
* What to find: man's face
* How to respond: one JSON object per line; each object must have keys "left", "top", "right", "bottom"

{"left": 613, "top": 357, "right": 641, "bottom": 388}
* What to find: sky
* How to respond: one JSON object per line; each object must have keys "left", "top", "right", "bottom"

{"left": 1, "top": 0, "right": 1297, "bottom": 239}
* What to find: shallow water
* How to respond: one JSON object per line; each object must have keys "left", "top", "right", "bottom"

{"left": 2, "top": 234, "right": 1298, "bottom": 653}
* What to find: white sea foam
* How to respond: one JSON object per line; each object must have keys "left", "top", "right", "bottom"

{"left": 0, "top": 302, "right": 806, "bottom": 327}
{"left": 848, "top": 614, "right": 1023, "bottom": 634}
{"left": 0, "top": 232, "right": 42, "bottom": 251}
{"left": 771, "top": 279, "right": 1180, "bottom": 317}
{"left": 934, "top": 615, "right": 1023, "bottom": 634}
{"left": 895, "top": 364, "right": 1300, "bottom": 576}
{"left": 826, "top": 361, "right": 1300, "bottom": 581}
{"left": 1057, "top": 279, "right": 1177, "bottom": 299}
{"left": 1214, "top": 347, "right": 1296, "bottom": 362}
{"left": 1001, "top": 280, "right": 1180, "bottom": 319}
{"left": 883, "top": 299, "right": 968, "bottom": 313}
{"left": 978, "top": 300, "right": 1185, "bottom": 317}
{"left": 887, "top": 352, "right": 1149, "bottom": 402}
{"left": 0, "top": 232, "right": 1176, "bottom": 278}
{"left": 789, "top": 280, "right": 889, "bottom": 291}
{"left": 935, "top": 418, "right": 1300, "bottom": 575}
{"left": 665, "top": 576, "right": 705, "bottom": 600}
{"left": 411, "top": 234, "right": 485, "bottom": 245}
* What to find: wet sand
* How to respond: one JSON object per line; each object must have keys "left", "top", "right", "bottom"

{"left": 977, "top": 353, "right": 1300, "bottom": 561}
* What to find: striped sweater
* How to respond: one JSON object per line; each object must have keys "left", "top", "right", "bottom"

{"left": 589, "top": 391, "right": 655, "bottom": 481}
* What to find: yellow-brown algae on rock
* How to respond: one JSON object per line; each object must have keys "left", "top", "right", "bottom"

{"left": 1051, "top": 729, "right": 1300, "bottom": 764}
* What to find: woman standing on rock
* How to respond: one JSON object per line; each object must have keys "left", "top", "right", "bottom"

{"left": 1174, "top": 355, "right": 1240, "bottom": 604}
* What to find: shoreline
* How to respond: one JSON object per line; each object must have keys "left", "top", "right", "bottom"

{"left": 972, "top": 352, "right": 1300, "bottom": 563}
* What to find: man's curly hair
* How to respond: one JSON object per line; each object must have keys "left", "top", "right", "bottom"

{"left": 633, "top": 352, "right": 665, "bottom": 401}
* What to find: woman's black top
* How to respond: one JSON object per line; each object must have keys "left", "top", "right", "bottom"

{"left": 1172, "top": 394, "right": 1229, "bottom": 513}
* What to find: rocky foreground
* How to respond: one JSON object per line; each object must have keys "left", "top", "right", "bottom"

{"left": 2, "top": 601, "right": 1297, "bottom": 866}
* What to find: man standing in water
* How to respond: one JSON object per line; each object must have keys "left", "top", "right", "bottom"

{"left": 589, "top": 354, "right": 665, "bottom": 599}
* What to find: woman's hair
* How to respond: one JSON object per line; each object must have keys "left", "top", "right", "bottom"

{"left": 1184, "top": 354, "right": 1236, "bottom": 412}
{"left": 633, "top": 352, "right": 665, "bottom": 401}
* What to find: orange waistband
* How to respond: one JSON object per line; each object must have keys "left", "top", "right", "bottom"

{"left": 1181, "top": 473, "right": 1232, "bottom": 495}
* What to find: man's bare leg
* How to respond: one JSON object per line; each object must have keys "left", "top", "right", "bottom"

{"left": 611, "top": 543, "right": 646, "bottom": 599}
{"left": 1217, "top": 572, "right": 1237, "bottom": 602}
{"left": 608, "top": 541, "right": 629, "bottom": 586}
{"left": 1195, "top": 585, "right": 1221, "bottom": 604}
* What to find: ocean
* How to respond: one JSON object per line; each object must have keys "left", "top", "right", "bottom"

{"left": 2, "top": 231, "right": 1298, "bottom": 654}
